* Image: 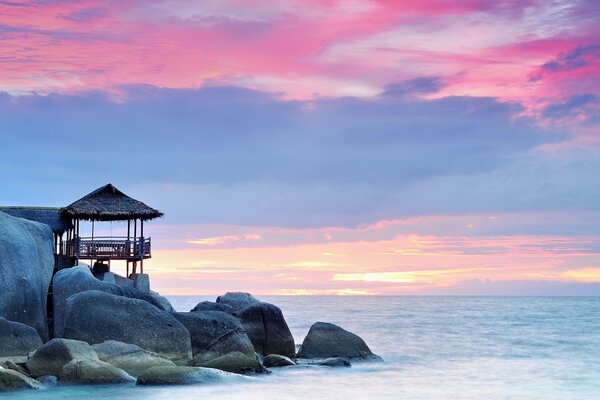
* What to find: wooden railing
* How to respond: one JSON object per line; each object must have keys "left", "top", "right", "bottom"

{"left": 66, "top": 236, "right": 151, "bottom": 260}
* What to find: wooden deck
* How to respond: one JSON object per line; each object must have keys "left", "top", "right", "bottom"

{"left": 66, "top": 236, "right": 151, "bottom": 260}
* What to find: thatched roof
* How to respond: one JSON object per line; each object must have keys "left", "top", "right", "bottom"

{"left": 60, "top": 183, "right": 163, "bottom": 221}
{"left": 0, "top": 206, "right": 73, "bottom": 233}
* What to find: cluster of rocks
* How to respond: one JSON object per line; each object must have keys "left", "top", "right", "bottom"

{"left": 0, "top": 211, "right": 381, "bottom": 392}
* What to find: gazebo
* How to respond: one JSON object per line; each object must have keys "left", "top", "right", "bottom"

{"left": 60, "top": 183, "right": 163, "bottom": 276}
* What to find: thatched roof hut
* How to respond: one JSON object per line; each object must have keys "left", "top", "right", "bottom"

{"left": 0, "top": 206, "right": 73, "bottom": 234}
{"left": 60, "top": 183, "right": 163, "bottom": 222}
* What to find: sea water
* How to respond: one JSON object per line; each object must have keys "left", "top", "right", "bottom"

{"left": 5, "top": 296, "right": 600, "bottom": 399}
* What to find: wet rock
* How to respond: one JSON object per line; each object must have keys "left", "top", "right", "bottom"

{"left": 195, "top": 351, "right": 266, "bottom": 374}
{"left": 1, "top": 361, "right": 30, "bottom": 376}
{"left": 62, "top": 290, "right": 192, "bottom": 365}
{"left": 91, "top": 340, "right": 175, "bottom": 376}
{"left": 316, "top": 357, "right": 352, "bottom": 367}
{"left": 60, "top": 359, "right": 135, "bottom": 384}
{"left": 26, "top": 338, "right": 99, "bottom": 378}
{"left": 37, "top": 375, "right": 58, "bottom": 385}
{"left": 216, "top": 292, "right": 259, "bottom": 314}
{"left": 0, "top": 318, "right": 43, "bottom": 364}
{"left": 0, "top": 212, "right": 54, "bottom": 341}
{"left": 0, "top": 369, "right": 41, "bottom": 391}
{"left": 262, "top": 354, "right": 296, "bottom": 368}
{"left": 297, "top": 322, "right": 380, "bottom": 360}
{"left": 238, "top": 302, "right": 295, "bottom": 357}
{"left": 173, "top": 311, "right": 255, "bottom": 363}
{"left": 136, "top": 366, "right": 230, "bottom": 385}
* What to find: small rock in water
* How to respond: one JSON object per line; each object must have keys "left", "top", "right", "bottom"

{"left": 195, "top": 351, "right": 266, "bottom": 374}
{"left": 297, "top": 322, "right": 381, "bottom": 360}
{"left": 316, "top": 357, "right": 352, "bottom": 367}
{"left": 37, "top": 375, "right": 58, "bottom": 385}
{"left": 263, "top": 354, "right": 296, "bottom": 368}
{"left": 136, "top": 366, "right": 229, "bottom": 385}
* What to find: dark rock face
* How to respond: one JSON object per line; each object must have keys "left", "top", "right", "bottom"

{"left": 62, "top": 290, "right": 192, "bottom": 365}
{"left": 195, "top": 351, "right": 266, "bottom": 374}
{"left": 216, "top": 292, "right": 260, "bottom": 314}
{"left": 238, "top": 302, "right": 296, "bottom": 358}
{"left": 136, "top": 366, "right": 230, "bottom": 385}
{"left": 262, "top": 354, "right": 295, "bottom": 368}
{"left": 172, "top": 311, "right": 255, "bottom": 363}
{"left": 91, "top": 340, "right": 175, "bottom": 377}
{"left": 191, "top": 301, "right": 235, "bottom": 315}
{"left": 315, "top": 357, "right": 352, "bottom": 367}
{"left": 59, "top": 359, "right": 135, "bottom": 384}
{"left": 297, "top": 322, "right": 379, "bottom": 359}
{"left": 53, "top": 266, "right": 170, "bottom": 338}
{"left": 26, "top": 338, "right": 99, "bottom": 378}
{"left": 0, "top": 318, "right": 43, "bottom": 363}
{"left": 0, "top": 212, "right": 54, "bottom": 341}
{"left": 0, "top": 369, "right": 41, "bottom": 391}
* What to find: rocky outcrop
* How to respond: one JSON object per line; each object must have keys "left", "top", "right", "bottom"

{"left": 53, "top": 266, "right": 170, "bottom": 337}
{"left": 91, "top": 340, "right": 175, "bottom": 376}
{"left": 191, "top": 301, "right": 235, "bottom": 314}
{"left": 0, "top": 212, "right": 54, "bottom": 341}
{"left": 62, "top": 290, "right": 192, "bottom": 365}
{"left": 173, "top": 311, "right": 255, "bottom": 364}
{"left": 136, "top": 366, "right": 232, "bottom": 385}
{"left": 216, "top": 292, "right": 259, "bottom": 314}
{"left": 0, "top": 318, "right": 43, "bottom": 363}
{"left": 237, "top": 302, "right": 295, "bottom": 357}
{"left": 26, "top": 338, "right": 99, "bottom": 378}
{"left": 0, "top": 369, "right": 41, "bottom": 391}
{"left": 195, "top": 351, "right": 265, "bottom": 374}
{"left": 59, "top": 359, "right": 135, "bottom": 384}
{"left": 262, "top": 354, "right": 295, "bottom": 368}
{"left": 297, "top": 322, "right": 379, "bottom": 360}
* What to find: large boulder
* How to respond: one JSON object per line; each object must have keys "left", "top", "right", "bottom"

{"left": 0, "top": 369, "right": 41, "bottom": 391}
{"left": 297, "top": 322, "right": 379, "bottom": 360}
{"left": 53, "top": 266, "right": 170, "bottom": 337}
{"left": 26, "top": 338, "right": 99, "bottom": 378}
{"left": 0, "top": 212, "right": 54, "bottom": 341}
{"left": 195, "top": 351, "right": 265, "bottom": 374}
{"left": 91, "top": 340, "right": 175, "bottom": 376}
{"left": 59, "top": 359, "right": 135, "bottom": 384}
{"left": 191, "top": 301, "right": 235, "bottom": 315}
{"left": 62, "top": 290, "right": 192, "bottom": 365}
{"left": 237, "top": 302, "right": 295, "bottom": 357}
{"left": 173, "top": 311, "right": 255, "bottom": 363}
{"left": 0, "top": 318, "right": 43, "bottom": 363}
{"left": 136, "top": 366, "right": 231, "bottom": 385}
{"left": 216, "top": 292, "right": 259, "bottom": 314}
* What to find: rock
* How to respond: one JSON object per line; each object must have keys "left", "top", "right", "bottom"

{"left": 91, "top": 340, "right": 175, "bottom": 376}
{"left": 62, "top": 290, "right": 192, "bottom": 365}
{"left": 150, "top": 292, "right": 174, "bottom": 313}
{"left": 0, "top": 369, "right": 41, "bottom": 391}
{"left": 131, "top": 274, "right": 150, "bottom": 293}
{"left": 237, "top": 302, "right": 295, "bottom": 357}
{"left": 0, "top": 318, "right": 43, "bottom": 363}
{"left": 191, "top": 301, "right": 235, "bottom": 315}
{"left": 195, "top": 351, "right": 265, "bottom": 374}
{"left": 262, "top": 354, "right": 295, "bottom": 368}
{"left": 37, "top": 375, "right": 58, "bottom": 385}
{"left": 53, "top": 266, "right": 170, "bottom": 337}
{"left": 60, "top": 359, "right": 135, "bottom": 384}
{"left": 216, "top": 292, "right": 259, "bottom": 313}
{"left": 26, "top": 338, "right": 99, "bottom": 378}
{"left": 316, "top": 357, "right": 352, "bottom": 367}
{"left": 136, "top": 366, "right": 230, "bottom": 385}
{"left": 1, "top": 361, "right": 30, "bottom": 376}
{"left": 0, "top": 212, "right": 54, "bottom": 341}
{"left": 173, "top": 311, "right": 255, "bottom": 363}
{"left": 297, "top": 322, "right": 380, "bottom": 360}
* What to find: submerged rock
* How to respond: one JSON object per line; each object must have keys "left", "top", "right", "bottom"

{"left": 26, "top": 338, "right": 99, "bottom": 378}
{"left": 0, "top": 318, "right": 43, "bottom": 363}
{"left": 0, "top": 212, "right": 54, "bottom": 341}
{"left": 191, "top": 301, "right": 235, "bottom": 315}
{"left": 238, "top": 302, "right": 295, "bottom": 357}
{"left": 0, "top": 369, "right": 41, "bottom": 391}
{"left": 316, "top": 357, "right": 352, "bottom": 367}
{"left": 62, "top": 290, "right": 192, "bottom": 365}
{"left": 216, "top": 292, "right": 260, "bottom": 314}
{"left": 37, "top": 375, "right": 58, "bottom": 385}
{"left": 262, "top": 354, "right": 296, "bottom": 368}
{"left": 194, "top": 351, "right": 266, "bottom": 374}
{"left": 91, "top": 340, "right": 175, "bottom": 377}
{"left": 136, "top": 366, "right": 230, "bottom": 385}
{"left": 297, "top": 322, "right": 380, "bottom": 360}
{"left": 60, "top": 359, "right": 135, "bottom": 384}
{"left": 173, "top": 311, "right": 255, "bottom": 363}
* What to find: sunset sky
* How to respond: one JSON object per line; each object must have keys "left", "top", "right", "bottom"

{"left": 1, "top": 0, "right": 599, "bottom": 295}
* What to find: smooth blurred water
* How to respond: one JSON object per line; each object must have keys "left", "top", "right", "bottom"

{"left": 5, "top": 296, "right": 600, "bottom": 399}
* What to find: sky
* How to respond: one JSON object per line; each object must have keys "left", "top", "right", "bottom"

{"left": 1, "top": 0, "right": 599, "bottom": 295}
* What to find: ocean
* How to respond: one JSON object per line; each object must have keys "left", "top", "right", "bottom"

{"left": 5, "top": 296, "right": 600, "bottom": 399}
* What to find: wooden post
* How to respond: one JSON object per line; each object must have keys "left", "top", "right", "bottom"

{"left": 140, "top": 220, "right": 144, "bottom": 274}
{"left": 132, "top": 219, "right": 137, "bottom": 275}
